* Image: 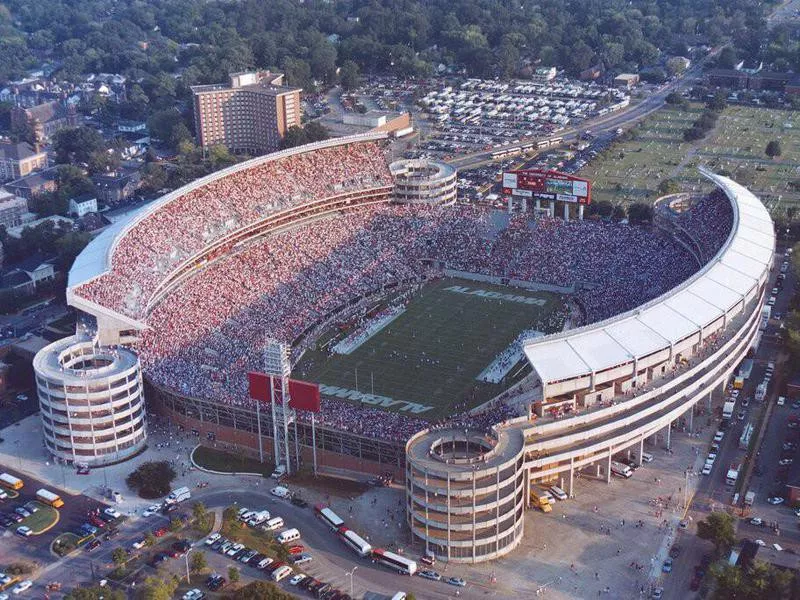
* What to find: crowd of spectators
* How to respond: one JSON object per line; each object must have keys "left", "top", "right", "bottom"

{"left": 76, "top": 140, "right": 393, "bottom": 318}
{"left": 671, "top": 190, "right": 734, "bottom": 263}
{"left": 73, "top": 141, "right": 733, "bottom": 443}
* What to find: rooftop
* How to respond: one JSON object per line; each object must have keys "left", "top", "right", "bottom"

{"left": 523, "top": 168, "right": 775, "bottom": 385}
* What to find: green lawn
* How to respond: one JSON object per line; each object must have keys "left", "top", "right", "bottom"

{"left": 21, "top": 502, "right": 58, "bottom": 533}
{"left": 193, "top": 445, "right": 274, "bottom": 476}
{"left": 295, "top": 277, "right": 564, "bottom": 419}
{"left": 579, "top": 103, "right": 800, "bottom": 217}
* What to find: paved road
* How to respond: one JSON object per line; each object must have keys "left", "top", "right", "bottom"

{"left": 31, "top": 487, "right": 480, "bottom": 600}
{"left": 663, "top": 251, "right": 796, "bottom": 598}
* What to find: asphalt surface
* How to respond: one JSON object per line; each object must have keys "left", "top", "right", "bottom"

{"left": 28, "top": 487, "right": 481, "bottom": 600}
{"left": 445, "top": 52, "right": 714, "bottom": 172}
{"left": 663, "top": 251, "right": 796, "bottom": 598}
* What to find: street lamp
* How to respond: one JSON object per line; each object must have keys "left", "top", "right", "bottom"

{"left": 185, "top": 547, "right": 193, "bottom": 584}
{"left": 345, "top": 566, "right": 358, "bottom": 597}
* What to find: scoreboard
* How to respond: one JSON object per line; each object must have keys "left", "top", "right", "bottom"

{"left": 502, "top": 170, "right": 591, "bottom": 205}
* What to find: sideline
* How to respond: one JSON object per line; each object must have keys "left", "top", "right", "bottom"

{"left": 189, "top": 445, "right": 264, "bottom": 478}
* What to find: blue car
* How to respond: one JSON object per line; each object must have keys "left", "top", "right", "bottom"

{"left": 662, "top": 557, "right": 673, "bottom": 573}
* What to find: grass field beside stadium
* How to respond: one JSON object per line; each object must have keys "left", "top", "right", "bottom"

{"left": 579, "top": 103, "right": 800, "bottom": 217}
{"left": 295, "top": 278, "right": 565, "bottom": 420}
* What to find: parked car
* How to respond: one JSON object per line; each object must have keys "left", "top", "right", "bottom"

{"left": 768, "top": 497, "right": 785, "bottom": 505}
{"left": 447, "top": 577, "right": 467, "bottom": 587}
{"left": 15, "top": 526, "right": 32, "bottom": 538}
{"left": 418, "top": 570, "right": 441, "bottom": 581}
{"left": 662, "top": 558, "right": 673, "bottom": 573}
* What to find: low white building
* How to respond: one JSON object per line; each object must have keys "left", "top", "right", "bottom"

{"left": 69, "top": 194, "right": 98, "bottom": 217}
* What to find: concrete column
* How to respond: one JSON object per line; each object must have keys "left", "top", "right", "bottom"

{"left": 606, "top": 454, "right": 612, "bottom": 483}
{"left": 569, "top": 458, "right": 575, "bottom": 497}
{"left": 522, "top": 197, "right": 527, "bottom": 212}
{"left": 563, "top": 203, "right": 569, "bottom": 221}
{"left": 579, "top": 204, "right": 584, "bottom": 220}
{"left": 688, "top": 406, "right": 694, "bottom": 433}
{"left": 535, "top": 198, "right": 541, "bottom": 211}
{"left": 507, "top": 195, "right": 513, "bottom": 214}
{"left": 666, "top": 423, "right": 672, "bottom": 450}
{"left": 550, "top": 203, "right": 555, "bottom": 218}
{"left": 638, "top": 437, "right": 644, "bottom": 467}
{"left": 596, "top": 464, "right": 601, "bottom": 477}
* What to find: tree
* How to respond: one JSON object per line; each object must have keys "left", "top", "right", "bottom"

{"left": 52, "top": 127, "right": 106, "bottom": 165}
{"left": 228, "top": 565, "right": 240, "bottom": 584}
{"left": 189, "top": 550, "right": 207, "bottom": 573}
{"left": 666, "top": 57, "right": 688, "bottom": 77}
{"left": 717, "top": 46, "right": 738, "bottom": 69}
{"left": 697, "top": 512, "right": 735, "bottom": 555}
{"left": 192, "top": 502, "right": 212, "bottom": 531}
{"left": 339, "top": 60, "right": 360, "bottom": 91}
{"left": 706, "top": 92, "right": 727, "bottom": 112}
{"left": 226, "top": 581, "right": 295, "bottom": 600}
{"left": 66, "top": 586, "right": 126, "bottom": 600}
{"left": 144, "top": 532, "right": 156, "bottom": 547}
{"left": 765, "top": 140, "right": 782, "bottom": 159}
{"left": 147, "top": 109, "right": 185, "bottom": 144}
{"left": 279, "top": 122, "right": 329, "bottom": 150}
{"left": 125, "top": 461, "right": 176, "bottom": 498}
{"left": 710, "top": 561, "right": 792, "bottom": 600}
{"left": 111, "top": 547, "right": 129, "bottom": 566}
{"left": 136, "top": 576, "right": 178, "bottom": 600}
{"left": 657, "top": 179, "right": 681, "bottom": 196}
{"left": 628, "top": 203, "right": 654, "bottom": 225}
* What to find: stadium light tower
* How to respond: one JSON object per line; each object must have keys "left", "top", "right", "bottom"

{"left": 264, "top": 339, "right": 296, "bottom": 475}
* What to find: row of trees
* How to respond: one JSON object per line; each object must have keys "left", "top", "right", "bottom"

{"left": 584, "top": 200, "right": 654, "bottom": 224}
{"left": 0, "top": 0, "right": 774, "bottom": 87}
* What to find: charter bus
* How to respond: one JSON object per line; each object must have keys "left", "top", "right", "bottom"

{"left": 337, "top": 526, "right": 372, "bottom": 557}
{"left": 0, "top": 473, "right": 23, "bottom": 490}
{"left": 371, "top": 548, "right": 417, "bottom": 575}
{"left": 36, "top": 488, "right": 64, "bottom": 508}
{"left": 314, "top": 504, "right": 344, "bottom": 530}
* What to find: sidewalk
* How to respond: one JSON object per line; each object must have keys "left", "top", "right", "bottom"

{"left": 0, "top": 414, "right": 214, "bottom": 512}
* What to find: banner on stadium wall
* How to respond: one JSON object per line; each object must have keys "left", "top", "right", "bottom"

{"left": 247, "top": 371, "right": 321, "bottom": 413}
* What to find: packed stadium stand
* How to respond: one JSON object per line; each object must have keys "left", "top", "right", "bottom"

{"left": 38, "top": 132, "right": 773, "bottom": 558}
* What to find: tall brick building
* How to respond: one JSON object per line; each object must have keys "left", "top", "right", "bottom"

{"left": 191, "top": 71, "right": 302, "bottom": 154}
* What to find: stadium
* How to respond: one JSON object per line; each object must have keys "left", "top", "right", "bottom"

{"left": 33, "top": 133, "right": 773, "bottom": 562}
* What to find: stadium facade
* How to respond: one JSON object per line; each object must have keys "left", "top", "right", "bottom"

{"left": 406, "top": 168, "right": 774, "bottom": 562}
{"left": 36, "top": 132, "right": 774, "bottom": 561}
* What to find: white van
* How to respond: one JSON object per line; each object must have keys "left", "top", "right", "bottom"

{"left": 641, "top": 452, "right": 654, "bottom": 464}
{"left": 264, "top": 517, "right": 284, "bottom": 531}
{"left": 549, "top": 486, "right": 568, "bottom": 501}
{"left": 276, "top": 528, "right": 300, "bottom": 544}
{"left": 271, "top": 565, "right": 293, "bottom": 582}
{"left": 391, "top": 594, "right": 407, "bottom": 600}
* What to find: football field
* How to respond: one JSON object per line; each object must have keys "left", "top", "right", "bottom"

{"left": 295, "top": 277, "right": 565, "bottom": 420}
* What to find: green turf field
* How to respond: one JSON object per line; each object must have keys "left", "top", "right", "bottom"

{"left": 294, "top": 277, "right": 565, "bottom": 419}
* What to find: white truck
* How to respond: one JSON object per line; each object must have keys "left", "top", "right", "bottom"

{"left": 755, "top": 382, "right": 768, "bottom": 403}
{"left": 744, "top": 490, "right": 755, "bottom": 506}
{"left": 165, "top": 486, "right": 191, "bottom": 504}
{"left": 726, "top": 463, "right": 741, "bottom": 486}
{"left": 760, "top": 305, "right": 771, "bottom": 331}
{"left": 722, "top": 400, "right": 736, "bottom": 421}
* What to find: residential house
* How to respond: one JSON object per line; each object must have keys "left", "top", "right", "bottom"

{"left": 0, "top": 189, "right": 29, "bottom": 229}
{"left": 0, "top": 142, "right": 47, "bottom": 182}
{"left": 92, "top": 171, "right": 139, "bottom": 205}
{"left": 69, "top": 194, "right": 98, "bottom": 217}
{"left": 10, "top": 100, "right": 79, "bottom": 145}
{"left": 4, "top": 167, "right": 59, "bottom": 201}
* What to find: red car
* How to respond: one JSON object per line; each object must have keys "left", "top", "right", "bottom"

{"left": 287, "top": 545, "right": 304, "bottom": 555}
{"left": 88, "top": 515, "right": 106, "bottom": 528}
{"left": 152, "top": 526, "right": 168, "bottom": 537}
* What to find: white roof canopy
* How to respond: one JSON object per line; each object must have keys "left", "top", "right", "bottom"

{"left": 524, "top": 169, "right": 775, "bottom": 385}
